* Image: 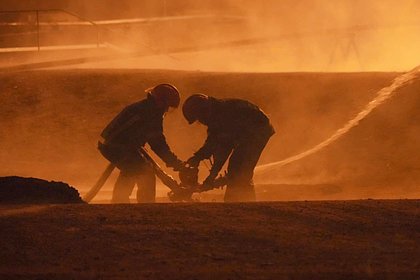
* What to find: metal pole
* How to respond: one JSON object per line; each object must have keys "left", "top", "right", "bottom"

{"left": 36, "top": 10, "right": 40, "bottom": 51}
{"left": 96, "top": 26, "right": 99, "bottom": 48}
{"left": 163, "top": 0, "right": 167, "bottom": 17}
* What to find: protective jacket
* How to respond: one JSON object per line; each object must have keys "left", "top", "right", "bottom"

{"left": 193, "top": 97, "right": 275, "bottom": 178}
{"left": 99, "top": 94, "right": 181, "bottom": 169}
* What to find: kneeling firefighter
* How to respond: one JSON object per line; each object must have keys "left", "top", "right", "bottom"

{"left": 98, "top": 84, "right": 185, "bottom": 203}
{"left": 182, "top": 94, "right": 275, "bottom": 202}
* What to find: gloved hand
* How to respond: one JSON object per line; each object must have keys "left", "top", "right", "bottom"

{"left": 172, "top": 160, "right": 188, "bottom": 172}
{"left": 186, "top": 156, "right": 201, "bottom": 168}
{"left": 179, "top": 165, "right": 199, "bottom": 187}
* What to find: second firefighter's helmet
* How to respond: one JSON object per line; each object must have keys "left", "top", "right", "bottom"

{"left": 182, "top": 94, "right": 211, "bottom": 124}
{"left": 148, "top": 83, "right": 180, "bottom": 109}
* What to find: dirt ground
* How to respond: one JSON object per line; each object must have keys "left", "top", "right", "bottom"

{"left": 0, "top": 200, "right": 419, "bottom": 279}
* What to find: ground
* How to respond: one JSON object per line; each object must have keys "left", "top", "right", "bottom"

{"left": 1, "top": 200, "right": 419, "bottom": 279}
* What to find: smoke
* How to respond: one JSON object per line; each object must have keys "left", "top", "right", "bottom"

{"left": 218, "top": 0, "right": 420, "bottom": 72}
{"left": 1, "top": 0, "right": 420, "bottom": 71}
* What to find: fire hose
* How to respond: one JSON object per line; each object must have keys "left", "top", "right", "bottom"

{"left": 83, "top": 147, "right": 226, "bottom": 203}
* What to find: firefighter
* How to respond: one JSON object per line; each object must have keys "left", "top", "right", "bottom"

{"left": 182, "top": 94, "right": 275, "bottom": 202}
{"left": 98, "top": 84, "right": 185, "bottom": 203}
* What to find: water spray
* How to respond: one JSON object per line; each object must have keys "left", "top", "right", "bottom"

{"left": 255, "top": 65, "right": 420, "bottom": 174}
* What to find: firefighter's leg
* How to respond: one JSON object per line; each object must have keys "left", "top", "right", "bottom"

{"left": 112, "top": 170, "right": 136, "bottom": 203}
{"left": 112, "top": 151, "right": 143, "bottom": 203}
{"left": 224, "top": 154, "right": 256, "bottom": 202}
{"left": 136, "top": 164, "right": 156, "bottom": 203}
{"left": 225, "top": 136, "right": 271, "bottom": 202}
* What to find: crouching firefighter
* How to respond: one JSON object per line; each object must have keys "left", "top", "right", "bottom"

{"left": 182, "top": 94, "right": 275, "bottom": 202}
{"left": 98, "top": 84, "right": 185, "bottom": 203}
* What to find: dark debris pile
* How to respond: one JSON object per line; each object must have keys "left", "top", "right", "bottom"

{"left": 0, "top": 176, "right": 84, "bottom": 204}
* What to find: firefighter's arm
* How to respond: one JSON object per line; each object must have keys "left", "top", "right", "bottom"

{"left": 206, "top": 146, "right": 232, "bottom": 180}
{"left": 202, "top": 138, "right": 234, "bottom": 187}
{"left": 187, "top": 128, "right": 218, "bottom": 166}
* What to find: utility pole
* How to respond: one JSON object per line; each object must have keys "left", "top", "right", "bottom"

{"left": 163, "top": 0, "right": 167, "bottom": 17}
{"left": 36, "top": 10, "right": 40, "bottom": 51}
{"left": 328, "top": 32, "right": 363, "bottom": 71}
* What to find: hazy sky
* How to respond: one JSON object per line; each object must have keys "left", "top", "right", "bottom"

{"left": 1, "top": 0, "right": 419, "bottom": 71}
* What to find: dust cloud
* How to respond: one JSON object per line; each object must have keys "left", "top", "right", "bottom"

{"left": 1, "top": 0, "right": 419, "bottom": 71}
{"left": 73, "top": 0, "right": 420, "bottom": 72}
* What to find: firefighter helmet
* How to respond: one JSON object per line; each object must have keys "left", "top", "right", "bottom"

{"left": 182, "top": 94, "right": 211, "bottom": 124}
{"left": 148, "top": 83, "right": 180, "bottom": 109}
